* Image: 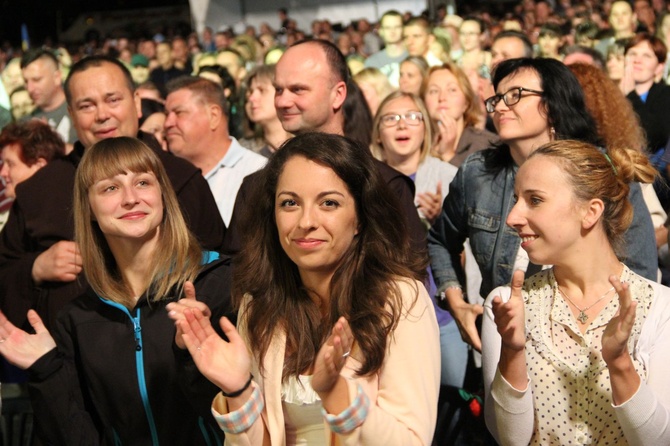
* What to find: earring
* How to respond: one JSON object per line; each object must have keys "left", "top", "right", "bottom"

{"left": 549, "top": 127, "right": 556, "bottom": 139}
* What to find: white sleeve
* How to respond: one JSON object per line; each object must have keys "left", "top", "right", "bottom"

{"left": 482, "top": 286, "right": 534, "bottom": 446}
{"left": 614, "top": 281, "right": 670, "bottom": 444}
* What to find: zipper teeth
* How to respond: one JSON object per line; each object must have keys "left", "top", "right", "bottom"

{"left": 98, "top": 297, "right": 160, "bottom": 445}
{"left": 132, "top": 309, "right": 159, "bottom": 445}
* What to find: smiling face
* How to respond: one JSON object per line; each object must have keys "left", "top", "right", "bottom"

{"left": 0, "top": 143, "right": 46, "bottom": 199}
{"left": 88, "top": 170, "right": 163, "bottom": 247}
{"left": 275, "top": 156, "right": 359, "bottom": 282}
{"left": 424, "top": 68, "right": 469, "bottom": 123}
{"left": 506, "top": 155, "right": 585, "bottom": 266}
{"left": 625, "top": 41, "right": 663, "bottom": 87}
{"left": 68, "top": 62, "right": 141, "bottom": 149}
{"left": 274, "top": 43, "right": 346, "bottom": 134}
{"left": 491, "top": 69, "right": 551, "bottom": 162}
{"left": 377, "top": 95, "right": 426, "bottom": 169}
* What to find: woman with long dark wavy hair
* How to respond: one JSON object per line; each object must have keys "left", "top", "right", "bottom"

{"left": 171, "top": 132, "right": 441, "bottom": 445}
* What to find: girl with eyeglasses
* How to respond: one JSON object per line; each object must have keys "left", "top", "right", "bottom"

{"left": 371, "top": 91, "right": 457, "bottom": 227}
{"left": 427, "top": 58, "right": 658, "bottom": 357}
{"left": 371, "top": 92, "right": 467, "bottom": 391}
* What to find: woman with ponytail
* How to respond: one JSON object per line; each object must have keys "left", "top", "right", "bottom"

{"left": 482, "top": 139, "right": 670, "bottom": 445}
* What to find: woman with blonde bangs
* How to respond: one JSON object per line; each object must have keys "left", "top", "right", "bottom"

{"left": 353, "top": 67, "right": 395, "bottom": 116}
{"left": 371, "top": 91, "right": 466, "bottom": 389}
{"left": 0, "top": 137, "right": 234, "bottom": 445}
{"left": 483, "top": 140, "right": 669, "bottom": 445}
{"left": 371, "top": 91, "right": 456, "bottom": 226}
{"left": 423, "top": 62, "right": 497, "bottom": 167}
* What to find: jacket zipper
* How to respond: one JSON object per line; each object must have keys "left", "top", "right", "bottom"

{"left": 99, "top": 298, "right": 160, "bottom": 445}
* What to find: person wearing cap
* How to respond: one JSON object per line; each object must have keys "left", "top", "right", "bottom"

{"left": 130, "top": 54, "right": 150, "bottom": 85}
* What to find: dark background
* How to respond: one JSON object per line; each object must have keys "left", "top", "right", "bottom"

{"left": 1, "top": 0, "right": 187, "bottom": 47}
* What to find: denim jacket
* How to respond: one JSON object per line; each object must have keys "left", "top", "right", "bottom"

{"left": 428, "top": 149, "right": 658, "bottom": 299}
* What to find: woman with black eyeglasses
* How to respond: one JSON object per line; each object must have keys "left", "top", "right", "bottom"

{"left": 427, "top": 57, "right": 658, "bottom": 354}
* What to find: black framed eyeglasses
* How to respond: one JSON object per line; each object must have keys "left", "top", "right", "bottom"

{"left": 484, "top": 87, "right": 544, "bottom": 113}
{"left": 379, "top": 112, "right": 424, "bottom": 127}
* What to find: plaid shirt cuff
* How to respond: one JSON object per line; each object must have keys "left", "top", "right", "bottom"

{"left": 321, "top": 382, "right": 370, "bottom": 434}
{"left": 213, "top": 381, "right": 265, "bottom": 434}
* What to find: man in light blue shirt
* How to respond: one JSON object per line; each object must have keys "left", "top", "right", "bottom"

{"left": 164, "top": 76, "right": 267, "bottom": 226}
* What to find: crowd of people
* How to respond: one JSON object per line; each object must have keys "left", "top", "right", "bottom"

{"left": 0, "top": 0, "right": 669, "bottom": 444}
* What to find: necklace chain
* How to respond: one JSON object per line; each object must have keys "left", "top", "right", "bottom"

{"left": 557, "top": 286, "right": 615, "bottom": 324}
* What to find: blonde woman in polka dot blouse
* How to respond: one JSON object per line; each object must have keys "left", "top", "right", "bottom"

{"left": 482, "top": 140, "right": 670, "bottom": 445}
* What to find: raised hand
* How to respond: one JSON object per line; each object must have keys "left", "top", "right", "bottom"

{"left": 417, "top": 182, "right": 443, "bottom": 224}
{"left": 621, "top": 56, "right": 635, "bottom": 96}
{"left": 166, "top": 281, "right": 212, "bottom": 349}
{"left": 31, "top": 241, "right": 82, "bottom": 284}
{"left": 602, "top": 275, "right": 637, "bottom": 366}
{"left": 312, "top": 317, "right": 354, "bottom": 395}
{"left": 491, "top": 269, "right": 526, "bottom": 352}
{"left": 433, "top": 111, "right": 458, "bottom": 162}
{"left": 177, "top": 308, "right": 251, "bottom": 395}
{"left": 0, "top": 310, "right": 56, "bottom": 369}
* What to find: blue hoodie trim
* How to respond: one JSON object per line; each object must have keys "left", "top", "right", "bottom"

{"left": 99, "top": 297, "right": 160, "bottom": 445}
{"left": 201, "top": 250, "right": 219, "bottom": 265}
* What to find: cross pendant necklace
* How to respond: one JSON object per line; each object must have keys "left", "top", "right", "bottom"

{"left": 557, "top": 286, "right": 616, "bottom": 324}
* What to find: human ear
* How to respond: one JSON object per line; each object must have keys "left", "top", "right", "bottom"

{"left": 582, "top": 198, "right": 605, "bottom": 230}
{"left": 331, "top": 80, "right": 347, "bottom": 111}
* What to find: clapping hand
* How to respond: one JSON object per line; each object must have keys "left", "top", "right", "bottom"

{"left": 417, "top": 182, "right": 443, "bottom": 224}
{"left": 166, "top": 281, "right": 212, "bottom": 349}
{"left": 175, "top": 307, "right": 252, "bottom": 396}
{"left": 0, "top": 310, "right": 56, "bottom": 369}
{"left": 433, "top": 111, "right": 458, "bottom": 163}
{"left": 491, "top": 270, "right": 526, "bottom": 352}
{"left": 312, "top": 317, "right": 354, "bottom": 395}
{"left": 602, "top": 275, "right": 637, "bottom": 366}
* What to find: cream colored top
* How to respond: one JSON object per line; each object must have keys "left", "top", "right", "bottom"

{"left": 214, "top": 278, "right": 441, "bottom": 446}
{"left": 483, "top": 266, "right": 670, "bottom": 445}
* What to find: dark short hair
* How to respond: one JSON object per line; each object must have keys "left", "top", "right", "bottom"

{"left": 20, "top": 48, "right": 59, "bottom": 69}
{"left": 493, "top": 30, "right": 534, "bottom": 58}
{"left": 166, "top": 76, "right": 228, "bottom": 114}
{"left": 139, "top": 99, "right": 166, "bottom": 127}
{"left": 380, "top": 9, "right": 403, "bottom": 24}
{"left": 64, "top": 56, "right": 135, "bottom": 105}
{"left": 0, "top": 120, "right": 65, "bottom": 165}
{"left": 625, "top": 32, "right": 668, "bottom": 64}
{"left": 563, "top": 45, "right": 606, "bottom": 69}
{"left": 404, "top": 16, "right": 433, "bottom": 33}
{"left": 462, "top": 16, "right": 486, "bottom": 33}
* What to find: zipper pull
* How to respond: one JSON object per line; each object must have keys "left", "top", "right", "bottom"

{"left": 133, "top": 317, "right": 142, "bottom": 351}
